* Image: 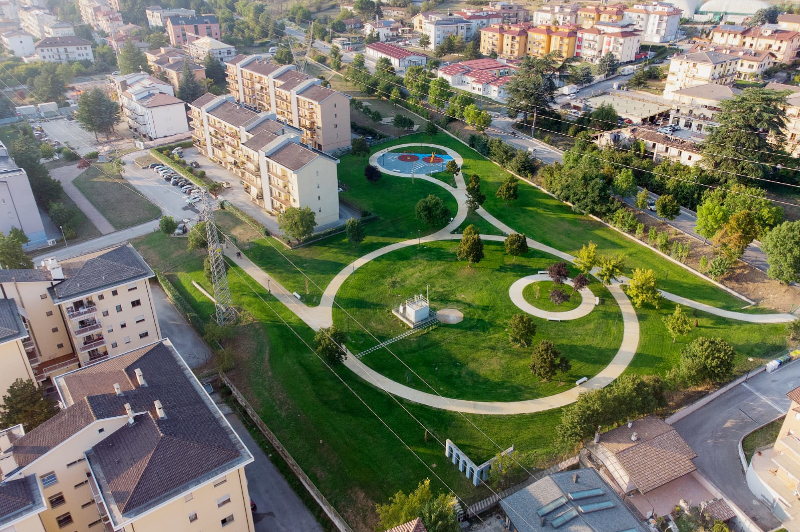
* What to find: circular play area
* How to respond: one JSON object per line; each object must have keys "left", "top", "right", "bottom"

{"left": 376, "top": 146, "right": 454, "bottom": 175}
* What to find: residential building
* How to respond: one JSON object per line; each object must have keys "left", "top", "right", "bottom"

{"left": 0, "top": 472, "right": 46, "bottom": 532}
{"left": 689, "top": 42, "right": 775, "bottom": 78}
{"left": 777, "top": 13, "right": 800, "bottom": 33}
{"left": 576, "top": 26, "right": 642, "bottom": 63}
{"left": 77, "top": 0, "right": 102, "bottom": 26}
{"left": 576, "top": 4, "right": 626, "bottom": 27}
{"left": 0, "top": 298, "right": 37, "bottom": 402}
{"left": 709, "top": 24, "right": 800, "bottom": 64}
{"left": 597, "top": 125, "right": 703, "bottom": 165}
{"left": 341, "top": 17, "right": 362, "bottom": 30}
{"left": 549, "top": 25, "right": 578, "bottom": 58}
{"left": 386, "top": 518, "right": 428, "bottom": 532}
{"left": 482, "top": 1, "right": 528, "bottom": 24}
{"left": 106, "top": 31, "right": 149, "bottom": 53}
{"left": 499, "top": 468, "right": 648, "bottom": 532}
{"left": 497, "top": 23, "right": 529, "bottom": 58}
{"left": 42, "top": 21, "right": 74, "bottom": 37}
{"left": 663, "top": 50, "right": 739, "bottom": 99}
{"left": 34, "top": 36, "right": 93, "bottom": 63}
{"left": 765, "top": 82, "right": 800, "bottom": 157}
{"left": 531, "top": 3, "right": 579, "bottom": 26}
{"left": 18, "top": 7, "right": 55, "bottom": 39}
{"left": 112, "top": 73, "right": 189, "bottom": 139}
{"left": 622, "top": 2, "right": 682, "bottom": 43}
{"left": 226, "top": 55, "right": 351, "bottom": 153}
{"left": 165, "top": 13, "right": 220, "bottom": 47}
{"left": 189, "top": 94, "right": 341, "bottom": 224}
{"left": 146, "top": 48, "right": 206, "bottom": 91}
{"left": 0, "top": 0, "right": 19, "bottom": 21}
{"left": 364, "top": 19, "right": 402, "bottom": 41}
{"left": 0, "top": 339, "right": 256, "bottom": 532}
{"left": 366, "top": 42, "right": 427, "bottom": 70}
{"left": 145, "top": 5, "right": 195, "bottom": 27}
{"left": 438, "top": 58, "right": 516, "bottom": 100}
{"left": 416, "top": 14, "right": 470, "bottom": 48}
{"left": 667, "top": 83, "right": 741, "bottom": 135}
{"left": 0, "top": 140, "right": 47, "bottom": 247}
{"left": 1, "top": 30, "right": 35, "bottom": 57}
{"left": 0, "top": 244, "right": 161, "bottom": 391}
{"left": 94, "top": 7, "right": 123, "bottom": 34}
{"left": 453, "top": 9, "right": 503, "bottom": 34}
{"left": 185, "top": 35, "right": 236, "bottom": 63}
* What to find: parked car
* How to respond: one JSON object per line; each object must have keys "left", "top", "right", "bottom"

{"left": 174, "top": 223, "right": 186, "bottom": 235}
{"left": 648, "top": 201, "right": 656, "bottom": 211}
{"left": 221, "top": 181, "right": 231, "bottom": 189}
{"left": 185, "top": 196, "right": 199, "bottom": 204}
{"left": 189, "top": 161, "right": 200, "bottom": 168}
{"left": 149, "top": 163, "right": 161, "bottom": 169}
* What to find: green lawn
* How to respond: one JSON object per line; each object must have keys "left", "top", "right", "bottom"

{"left": 73, "top": 164, "right": 161, "bottom": 230}
{"left": 452, "top": 211, "right": 506, "bottom": 236}
{"left": 55, "top": 191, "right": 101, "bottom": 241}
{"left": 430, "top": 171, "right": 457, "bottom": 188}
{"left": 742, "top": 416, "right": 785, "bottom": 464}
{"left": 523, "top": 281, "right": 583, "bottom": 312}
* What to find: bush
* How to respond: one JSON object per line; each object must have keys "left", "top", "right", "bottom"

{"left": 198, "top": 170, "right": 206, "bottom": 178}
{"left": 62, "top": 149, "right": 80, "bottom": 161}
{"left": 84, "top": 151, "right": 99, "bottom": 159}
{"left": 611, "top": 209, "right": 638, "bottom": 233}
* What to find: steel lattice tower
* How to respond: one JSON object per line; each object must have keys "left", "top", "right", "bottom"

{"left": 201, "top": 191, "right": 236, "bottom": 325}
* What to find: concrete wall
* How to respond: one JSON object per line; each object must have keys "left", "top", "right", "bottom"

{"left": 316, "top": 92, "right": 351, "bottom": 153}
{"left": 147, "top": 102, "right": 190, "bottom": 139}
{"left": 293, "top": 154, "right": 339, "bottom": 227}
{"left": 0, "top": 339, "right": 35, "bottom": 404}
{"left": 0, "top": 515, "right": 48, "bottom": 532}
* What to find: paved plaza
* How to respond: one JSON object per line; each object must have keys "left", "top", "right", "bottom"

{"left": 377, "top": 150, "right": 454, "bottom": 176}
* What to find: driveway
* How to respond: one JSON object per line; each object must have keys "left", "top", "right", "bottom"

{"left": 672, "top": 362, "right": 800, "bottom": 531}
{"left": 50, "top": 163, "right": 115, "bottom": 234}
{"left": 150, "top": 281, "right": 210, "bottom": 368}
{"left": 224, "top": 413, "right": 324, "bottom": 532}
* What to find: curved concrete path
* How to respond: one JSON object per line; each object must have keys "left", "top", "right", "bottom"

{"left": 509, "top": 275, "right": 595, "bottom": 321}
{"left": 223, "top": 144, "right": 795, "bottom": 415}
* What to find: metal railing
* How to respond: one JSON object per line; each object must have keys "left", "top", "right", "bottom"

{"left": 67, "top": 305, "right": 97, "bottom": 320}
{"left": 74, "top": 322, "right": 103, "bottom": 337}
{"left": 79, "top": 337, "right": 106, "bottom": 353}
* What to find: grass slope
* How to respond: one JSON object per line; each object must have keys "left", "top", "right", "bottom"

{"left": 73, "top": 164, "right": 160, "bottom": 230}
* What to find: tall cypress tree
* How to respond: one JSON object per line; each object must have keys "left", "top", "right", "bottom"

{"left": 178, "top": 61, "right": 204, "bottom": 102}
{"left": 203, "top": 52, "right": 226, "bottom": 86}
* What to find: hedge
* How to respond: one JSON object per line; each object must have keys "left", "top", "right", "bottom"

{"left": 150, "top": 149, "right": 208, "bottom": 189}
{"left": 220, "top": 200, "right": 270, "bottom": 237}
{"left": 154, "top": 270, "right": 205, "bottom": 333}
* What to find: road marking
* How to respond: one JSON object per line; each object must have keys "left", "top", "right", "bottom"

{"left": 742, "top": 382, "right": 785, "bottom": 413}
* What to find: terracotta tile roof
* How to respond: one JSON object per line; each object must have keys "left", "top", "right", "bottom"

{"left": 226, "top": 53, "right": 249, "bottom": 65}
{"left": 787, "top": 386, "right": 800, "bottom": 404}
{"left": 206, "top": 100, "right": 258, "bottom": 127}
{"left": 241, "top": 59, "right": 283, "bottom": 77}
{"left": 439, "top": 63, "right": 468, "bottom": 76}
{"left": 267, "top": 141, "right": 319, "bottom": 171}
{"left": 460, "top": 58, "right": 507, "bottom": 70}
{"left": 466, "top": 70, "right": 499, "bottom": 84}
{"left": 615, "top": 429, "right": 697, "bottom": 492}
{"left": 599, "top": 416, "right": 674, "bottom": 454}
{"left": 779, "top": 14, "right": 800, "bottom": 24}
{"left": 367, "top": 41, "right": 423, "bottom": 60}
{"left": 0, "top": 476, "right": 43, "bottom": 528}
{"left": 386, "top": 518, "right": 427, "bottom": 532}
{"left": 10, "top": 400, "right": 96, "bottom": 468}
{"left": 489, "top": 75, "right": 513, "bottom": 86}
{"left": 704, "top": 499, "right": 735, "bottom": 521}
{"left": 481, "top": 26, "right": 501, "bottom": 33}
{"left": 34, "top": 36, "right": 91, "bottom": 48}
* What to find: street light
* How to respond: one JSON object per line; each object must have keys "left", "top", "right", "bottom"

{"left": 60, "top": 226, "right": 68, "bottom": 248}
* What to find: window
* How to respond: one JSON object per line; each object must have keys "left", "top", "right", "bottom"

{"left": 81, "top": 500, "right": 94, "bottom": 509}
{"left": 217, "top": 494, "right": 231, "bottom": 507}
{"left": 51, "top": 327, "right": 58, "bottom": 333}
{"left": 74, "top": 479, "right": 89, "bottom": 489}
{"left": 139, "top": 331, "right": 149, "bottom": 339}
{"left": 135, "top": 315, "right": 145, "bottom": 323}
{"left": 102, "top": 310, "right": 109, "bottom": 317}
{"left": 131, "top": 299, "right": 141, "bottom": 308}
{"left": 185, "top": 493, "right": 194, "bottom": 502}
{"left": 189, "top": 512, "right": 198, "bottom": 522}
{"left": 49, "top": 492, "right": 66, "bottom": 508}
{"left": 98, "top": 294, "right": 104, "bottom": 300}
{"left": 112, "top": 289, "right": 118, "bottom": 296}
{"left": 111, "top": 341, "right": 117, "bottom": 348}
{"left": 124, "top": 336, "right": 130, "bottom": 344}
{"left": 127, "top": 283, "right": 138, "bottom": 291}
{"left": 41, "top": 472, "right": 58, "bottom": 487}
{"left": 57, "top": 343, "right": 64, "bottom": 349}
{"left": 46, "top": 310, "right": 53, "bottom": 316}
{"left": 98, "top": 428, "right": 104, "bottom": 433}
{"left": 88, "top": 519, "right": 102, "bottom": 528}
{"left": 40, "top": 294, "right": 47, "bottom": 300}
{"left": 66, "top": 458, "right": 85, "bottom": 468}
{"left": 55, "top": 512, "right": 73, "bottom": 528}
{"left": 115, "top": 305, "right": 122, "bottom": 313}
{"left": 120, "top": 322, "right": 127, "bottom": 329}
{"left": 221, "top": 515, "right": 234, "bottom": 527}
{"left": 213, "top": 477, "right": 227, "bottom": 488}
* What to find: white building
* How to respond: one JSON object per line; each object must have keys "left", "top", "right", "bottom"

{"left": 1, "top": 30, "right": 35, "bottom": 57}
{"left": 18, "top": 7, "right": 56, "bottom": 39}
{"left": 366, "top": 42, "right": 427, "bottom": 70}
{"left": 597, "top": 126, "right": 703, "bottom": 166}
{"left": 43, "top": 20, "right": 75, "bottom": 37}
{"left": 185, "top": 35, "right": 236, "bottom": 63}
{"left": 0, "top": 141, "right": 48, "bottom": 248}
{"left": 35, "top": 36, "right": 94, "bottom": 63}
{"left": 663, "top": 50, "right": 739, "bottom": 99}
{"left": 576, "top": 26, "right": 642, "bottom": 63}
{"left": 438, "top": 58, "right": 515, "bottom": 101}
{"left": 421, "top": 15, "right": 470, "bottom": 48}
{"left": 145, "top": 5, "right": 195, "bottom": 27}
{"left": 364, "top": 19, "right": 401, "bottom": 41}
{"left": 112, "top": 73, "right": 188, "bottom": 140}
{"left": 532, "top": 3, "right": 579, "bottom": 26}
{"left": 622, "top": 2, "right": 682, "bottom": 43}
{"left": 0, "top": 0, "right": 19, "bottom": 20}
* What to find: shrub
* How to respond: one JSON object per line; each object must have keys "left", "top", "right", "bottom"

{"left": 198, "top": 170, "right": 206, "bottom": 178}
{"left": 62, "top": 149, "right": 80, "bottom": 161}
{"left": 84, "top": 151, "right": 99, "bottom": 159}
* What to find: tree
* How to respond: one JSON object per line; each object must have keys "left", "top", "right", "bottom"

{"left": 346, "top": 218, "right": 365, "bottom": 245}
{"left": 546, "top": 261, "right": 569, "bottom": 285}
{"left": 588, "top": 103, "right": 619, "bottom": 131}
{"left": 187, "top": 222, "right": 208, "bottom": 250}
{"left": 595, "top": 52, "right": 619, "bottom": 77}
{"left": 0, "top": 230, "right": 33, "bottom": 269}
{"left": 405, "top": 66, "right": 430, "bottom": 100}
{"left": 508, "top": 314, "right": 536, "bottom": 347}
{"left": 392, "top": 114, "right": 414, "bottom": 129}
{"left": 504, "top": 233, "right": 528, "bottom": 262}
{"left": 118, "top": 39, "right": 149, "bottom": 74}
{"left": 707, "top": 255, "right": 731, "bottom": 281}
{"left": 626, "top": 268, "right": 661, "bottom": 308}
{"left": 787, "top": 319, "right": 800, "bottom": 341}
{"left": 486, "top": 451, "right": 516, "bottom": 490}
{"left": 597, "top": 255, "right": 625, "bottom": 285}
{"left": 418, "top": 34, "right": 431, "bottom": 49}
{"left": 8, "top": 132, "right": 62, "bottom": 207}
{"left": 655, "top": 194, "right": 680, "bottom": 220}
{"left": 204, "top": 52, "right": 226, "bottom": 85}
{"left": 696, "top": 199, "right": 730, "bottom": 241}
{"left": 278, "top": 206, "right": 316, "bottom": 242}
{"left": 448, "top": 93, "right": 474, "bottom": 120}
{"left": 329, "top": 45, "right": 342, "bottom": 70}
{"left": 572, "top": 273, "right": 588, "bottom": 293}
{"left": 495, "top": 175, "right": 518, "bottom": 205}
{"left": 178, "top": 62, "right": 204, "bottom": 102}
{"left": 569, "top": 64, "right": 594, "bottom": 86}
{"left": 456, "top": 229, "right": 484, "bottom": 266}
{"left": 376, "top": 479, "right": 458, "bottom": 532}
{"left": 465, "top": 174, "right": 486, "bottom": 210}
{"left": 75, "top": 88, "right": 121, "bottom": 139}
{"left": 415, "top": 195, "right": 450, "bottom": 226}
{"left": 32, "top": 65, "right": 66, "bottom": 103}
{"left": 678, "top": 337, "right": 735, "bottom": 385}
{"left": 713, "top": 209, "right": 758, "bottom": 260}
{"left": 463, "top": 104, "right": 491, "bottom": 131}
{"left": 48, "top": 202, "right": 77, "bottom": 230}
{"left": 364, "top": 164, "right": 381, "bottom": 182}
{"left": 428, "top": 77, "right": 452, "bottom": 110}
{"left": 0, "top": 379, "right": 58, "bottom": 431}
{"left": 612, "top": 169, "right": 637, "bottom": 198}
{"left": 749, "top": 5, "right": 780, "bottom": 25}
{"left": 313, "top": 325, "right": 348, "bottom": 365}
{"left": 530, "top": 340, "right": 560, "bottom": 381}
{"left": 40, "top": 142, "right": 54, "bottom": 160}
{"left": 445, "top": 159, "right": 459, "bottom": 175}
{"left": 763, "top": 221, "right": 800, "bottom": 283}
{"left": 425, "top": 121, "right": 438, "bottom": 137}
{"left": 550, "top": 288, "right": 568, "bottom": 305}
{"left": 274, "top": 46, "right": 294, "bottom": 65}
{"left": 159, "top": 215, "right": 178, "bottom": 235}
{"left": 351, "top": 137, "right": 370, "bottom": 158}
{"left": 663, "top": 304, "right": 692, "bottom": 343}
{"left": 574, "top": 241, "right": 597, "bottom": 274}
{"left": 635, "top": 188, "right": 650, "bottom": 210}
{"left": 505, "top": 52, "right": 568, "bottom": 136}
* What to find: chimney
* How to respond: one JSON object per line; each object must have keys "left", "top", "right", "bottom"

{"left": 631, "top": 431, "right": 638, "bottom": 442}
{"left": 135, "top": 368, "right": 147, "bottom": 387}
{"left": 593, "top": 425, "right": 601, "bottom": 443}
{"left": 119, "top": 79, "right": 127, "bottom": 92}
{"left": 114, "top": 383, "right": 123, "bottom": 396}
{"left": 40, "top": 257, "right": 64, "bottom": 280}
{"left": 573, "top": 473, "right": 579, "bottom": 483}
{"left": 124, "top": 403, "right": 134, "bottom": 425}
{"left": 154, "top": 400, "right": 166, "bottom": 419}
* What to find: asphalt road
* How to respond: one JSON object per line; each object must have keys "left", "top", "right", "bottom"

{"left": 673, "top": 362, "right": 800, "bottom": 531}
{"left": 150, "top": 281, "right": 211, "bottom": 368}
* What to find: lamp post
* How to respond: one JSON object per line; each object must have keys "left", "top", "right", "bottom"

{"left": 60, "top": 226, "right": 68, "bottom": 248}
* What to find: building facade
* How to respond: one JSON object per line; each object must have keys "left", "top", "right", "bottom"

{"left": 42, "top": 21, "right": 74, "bottom": 37}
{"left": 417, "top": 14, "right": 470, "bottom": 48}
{"left": 34, "top": 36, "right": 94, "bottom": 63}
{"left": 185, "top": 36, "right": 237, "bottom": 63}
{"left": 366, "top": 42, "right": 427, "bottom": 69}
{"left": 18, "top": 7, "right": 55, "bottom": 39}
{"left": 1, "top": 30, "right": 35, "bottom": 57}
{"left": 482, "top": 1, "right": 528, "bottom": 24}
{"left": 165, "top": 14, "right": 220, "bottom": 47}
{"left": 576, "top": 26, "right": 642, "bottom": 63}
{"left": 622, "top": 1, "right": 682, "bottom": 43}
{"left": 145, "top": 5, "right": 195, "bottom": 26}
{"left": 1, "top": 141, "right": 47, "bottom": 247}
{"left": 577, "top": 4, "right": 626, "bottom": 27}
{"left": 663, "top": 50, "right": 739, "bottom": 99}
{"left": 709, "top": 24, "right": 800, "bottom": 64}
{"left": 363, "top": 19, "right": 402, "bottom": 41}
{"left": 531, "top": 3, "right": 579, "bottom": 26}
{"left": 226, "top": 55, "right": 351, "bottom": 153}
{"left": 438, "top": 58, "right": 515, "bottom": 100}
{"left": 112, "top": 73, "right": 190, "bottom": 140}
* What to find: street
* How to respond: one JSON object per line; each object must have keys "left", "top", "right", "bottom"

{"left": 673, "top": 363, "right": 800, "bottom": 531}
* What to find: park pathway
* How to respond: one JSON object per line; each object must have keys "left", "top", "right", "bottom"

{"left": 508, "top": 274, "right": 596, "bottom": 321}
{"left": 220, "top": 143, "right": 796, "bottom": 415}
{"left": 50, "top": 164, "right": 115, "bottom": 235}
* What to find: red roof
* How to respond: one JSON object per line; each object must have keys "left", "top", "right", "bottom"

{"left": 366, "top": 42, "right": 425, "bottom": 60}
{"left": 466, "top": 70, "right": 499, "bottom": 83}
{"left": 439, "top": 64, "right": 468, "bottom": 75}
{"left": 459, "top": 58, "right": 507, "bottom": 70}
{"left": 489, "top": 75, "right": 513, "bottom": 86}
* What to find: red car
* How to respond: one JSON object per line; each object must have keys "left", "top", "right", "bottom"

{"left": 250, "top": 500, "right": 257, "bottom": 513}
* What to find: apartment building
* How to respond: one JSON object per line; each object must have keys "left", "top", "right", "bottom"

{"left": 189, "top": 94, "right": 340, "bottom": 225}
{"left": 576, "top": 4, "right": 625, "bottom": 27}
{"left": 1, "top": 141, "right": 47, "bottom": 248}
{"left": 43, "top": 21, "right": 74, "bottom": 37}
{"left": 479, "top": 22, "right": 532, "bottom": 58}
{"left": 145, "top": 5, "right": 195, "bottom": 27}
{"left": 0, "top": 244, "right": 161, "bottom": 392}
{"left": 18, "top": 7, "right": 55, "bottom": 39}
{"left": 622, "top": 1, "right": 682, "bottom": 43}
{"left": 145, "top": 47, "right": 206, "bottom": 90}
{"left": 689, "top": 43, "right": 775, "bottom": 78}
{"left": 482, "top": 1, "right": 528, "bottom": 24}
{"left": 531, "top": 3, "right": 579, "bottom": 26}
{"left": 35, "top": 36, "right": 94, "bottom": 63}
{"left": 765, "top": 82, "right": 800, "bottom": 157}
{"left": 777, "top": 13, "right": 800, "bottom": 32}
{"left": 663, "top": 50, "right": 739, "bottom": 99}
{"left": 666, "top": 83, "right": 741, "bottom": 136}
{"left": 165, "top": 13, "right": 220, "bottom": 47}
{"left": 0, "top": 0, "right": 19, "bottom": 20}
{"left": 185, "top": 36, "right": 237, "bottom": 63}
{"left": 0, "top": 298, "right": 36, "bottom": 402}
{"left": 94, "top": 7, "right": 123, "bottom": 34}
{"left": 363, "top": 19, "right": 402, "bottom": 41}
{"left": 226, "top": 55, "right": 351, "bottom": 152}
{"left": 576, "top": 26, "right": 642, "bottom": 63}
{"left": 1, "top": 29, "right": 35, "bottom": 57}
{"left": 112, "top": 73, "right": 189, "bottom": 139}
{"left": 453, "top": 9, "right": 503, "bottom": 34}
{"left": 420, "top": 15, "right": 471, "bottom": 48}
{"left": 710, "top": 24, "right": 800, "bottom": 64}
{"left": 0, "top": 339, "right": 256, "bottom": 532}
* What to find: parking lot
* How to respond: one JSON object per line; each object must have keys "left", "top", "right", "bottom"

{"left": 39, "top": 117, "right": 132, "bottom": 156}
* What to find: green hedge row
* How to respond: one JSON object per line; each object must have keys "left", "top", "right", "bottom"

{"left": 150, "top": 149, "right": 207, "bottom": 189}
{"left": 154, "top": 270, "right": 205, "bottom": 333}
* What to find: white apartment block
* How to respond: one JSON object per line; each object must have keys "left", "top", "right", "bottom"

{"left": 145, "top": 5, "right": 195, "bottom": 27}
{"left": 622, "top": 2, "right": 681, "bottom": 43}
{"left": 35, "top": 36, "right": 94, "bottom": 63}
{"left": 185, "top": 35, "right": 236, "bottom": 63}
{"left": 576, "top": 26, "right": 642, "bottom": 63}
{"left": 189, "top": 94, "right": 341, "bottom": 226}
{"left": 0, "top": 339, "right": 255, "bottom": 532}
{"left": 112, "top": 73, "right": 190, "bottom": 139}
{"left": 18, "top": 7, "right": 55, "bottom": 39}
{"left": 43, "top": 20, "right": 74, "bottom": 37}
{"left": 663, "top": 50, "right": 739, "bottom": 99}
{"left": 423, "top": 15, "right": 470, "bottom": 48}
{"left": 1, "top": 141, "right": 47, "bottom": 247}
{"left": 532, "top": 3, "right": 579, "bottom": 26}
{"left": 363, "top": 19, "right": 401, "bottom": 41}
{"left": 1, "top": 30, "right": 35, "bottom": 57}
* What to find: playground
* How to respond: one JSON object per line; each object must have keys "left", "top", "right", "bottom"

{"left": 378, "top": 148, "right": 455, "bottom": 176}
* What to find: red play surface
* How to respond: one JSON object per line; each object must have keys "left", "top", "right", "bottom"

{"left": 398, "top": 154, "right": 419, "bottom": 162}
{"left": 422, "top": 156, "right": 444, "bottom": 163}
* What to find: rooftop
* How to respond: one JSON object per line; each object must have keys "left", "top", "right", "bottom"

{"left": 670, "top": 82, "right": 742, "bottom": 101}
{"left": 34, "top": 36, "right": 91, "bottom": 47}
{"left": 672, "top": 50, "right": 740, "bottom": 64}
{"left": 165, "top": 13, "right": 218, "bottom": 26}
{"left": 367, "top": 41, "right": 427, "bottom": 60}
{"left": 0, "top": 476, "right": 45, "bottom": 530}
{"left": 188, "top": 36, "right": 233, "bottom": 49}
{"left": 0, "top": 299, "right": 27, "bottom": 347}
{"left": 143, "top": 92, "right": 183, "bottom": 108}
{"left": 206, "top": 100, "right": 259, "bottom": 127}
{"left": 189, "top": 92, "right": 218, "bottom": 108}
{"left": 297, "top": 84, "right": 338, "bottom": 103}
{"left": 239, "top": 58, "right": 284, "bottom": 77}
{"left": 267, "top": 141, "right": 320, "bottom": 171}
{"left": 386, "top": 518, "right": 428, "bottom": 532}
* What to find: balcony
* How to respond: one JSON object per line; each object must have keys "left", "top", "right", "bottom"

{"left": 74, "top": 322, "right": 102, "bottom": 338}
{"left": 79, "top": 337, "right": 106, "bottom": 353}
{"left": 23, "top": 338, "right": 35, "bottom": 351}
{"left": 33, "top": 353, "right": 80, "bottom": 382}
{"left": 270, "top": 193, "right": 291, "bottom": 207}
{"left": 67, "top": 305, "right": 97, "bottom": 320}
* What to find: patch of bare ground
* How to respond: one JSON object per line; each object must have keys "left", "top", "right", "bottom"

{"left": 341, "top": 488, "right": 379, "bottom": 532}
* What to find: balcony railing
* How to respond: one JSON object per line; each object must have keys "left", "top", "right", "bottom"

{"left": 34, "top": 355, "right": 80, "bottom": 382}
{"left": 271, "top": 194, "right": 291, "bottom": 207}
{"left": 23, "top": 339, "right": 35, "bottom": 351}
{"left": 67, "top": 305, "right": 97, "bottom": 320}
{"left": 74, "top": 322, "right": 102, "bottom": 337}
{"left": 79, "top": 337, "right": 106, "bottom": 353}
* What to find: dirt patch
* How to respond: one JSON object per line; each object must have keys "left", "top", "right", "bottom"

{"left": 437, "top": 308, "right": 464, "bottom": 324}
{"left": 340, "top": 488, "right": 379, "bottom": 532}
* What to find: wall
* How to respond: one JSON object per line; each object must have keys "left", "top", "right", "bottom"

{"left": 0, "top": 339, "right": 35, "bottom": 404}
{"left": 293, "top": 154, "right": 339, "bottom": 226}
{"left": 148, "top": 103, "right": 190, "bottom": 139}
{"left": 0, "top": 167, "right": 47, "bottom": 246}
{"left": 317, "top": 92, "right": 351, "bottom": 153}
{"left": 0, "top": 515, "right": 47, "bottom": 532}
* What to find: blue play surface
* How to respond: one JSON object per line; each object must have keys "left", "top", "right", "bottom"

{"left": 377, "top": 152, "right": 454, "bottom": 175}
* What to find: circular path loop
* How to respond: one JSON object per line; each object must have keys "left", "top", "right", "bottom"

{"left": 509, "top": 275, "right": 595, "bottom": 321}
